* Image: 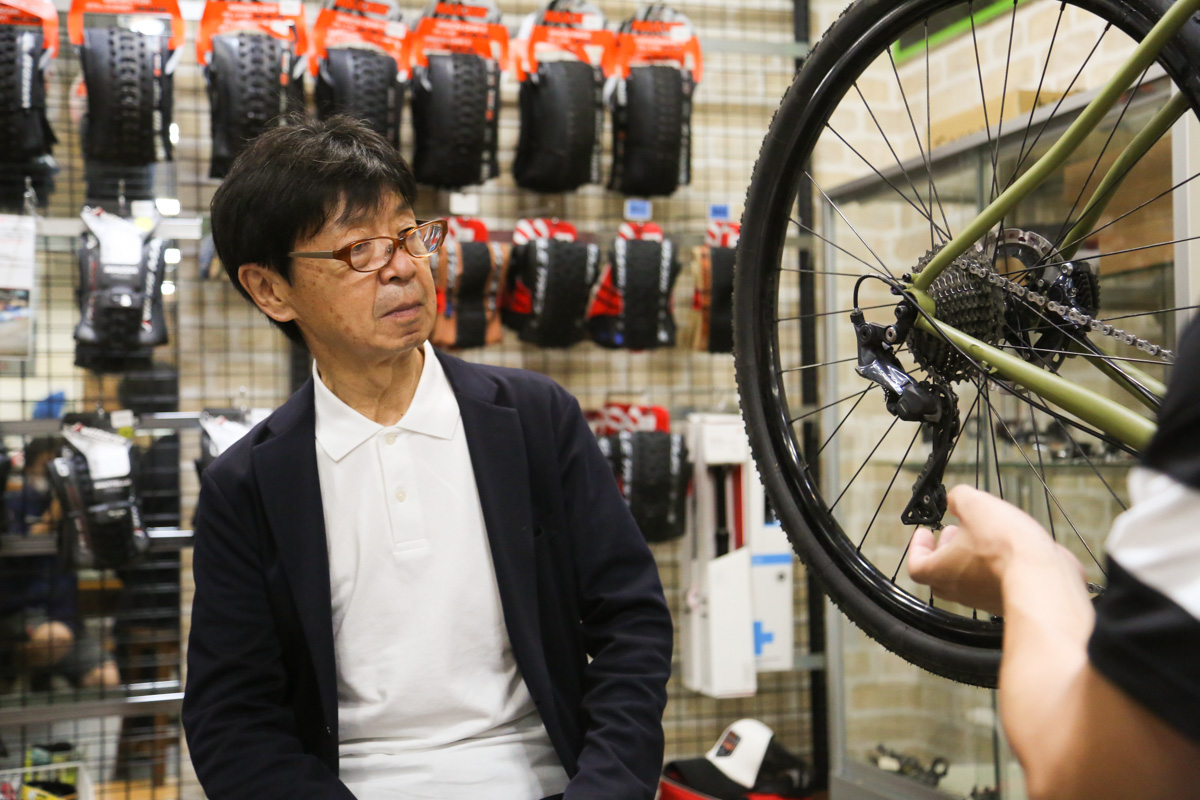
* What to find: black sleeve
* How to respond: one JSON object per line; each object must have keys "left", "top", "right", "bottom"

{"left": 182, "top": 472, "right": 356, "bottom": 800}
{"left": 1142, "top": 313, "right": 1200, "bottom": 491}
{"left": 553, "top": 387, "right": 674, "bottom": 800}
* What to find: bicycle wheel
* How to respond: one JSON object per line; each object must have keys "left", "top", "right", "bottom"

{"left": 736, "top": 0, "right": 1200, "bottom": 685}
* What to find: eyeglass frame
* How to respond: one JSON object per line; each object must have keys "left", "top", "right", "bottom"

{"left": 288, "top": 218, "right": 449, "bottom": 272}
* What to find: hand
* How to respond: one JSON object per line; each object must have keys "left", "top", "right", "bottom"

{"left": 907, "top": 485, "right": 1082, "bottom": 615}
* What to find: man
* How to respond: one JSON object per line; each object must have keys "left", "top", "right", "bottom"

{"left": 907, "top": 314, "right": 1200, "bottom": 799}
{"left": 181, "top": 116, "right": 673, "bottom": 800}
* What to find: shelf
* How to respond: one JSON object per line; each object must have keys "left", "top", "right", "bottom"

{"left": 1, "top": 413, "right": 204, "bottom": 437}
{"left": 0, "top": 690, "right": 183, "bottom": 727}
{"left": 0, "top": 529, "right": 193, "bottom": 558}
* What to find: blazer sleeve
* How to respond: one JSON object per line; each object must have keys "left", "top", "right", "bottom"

{"left": 182, "top": 470, "right": 356, "bottom": 800}
{"left": 553, "top": 389, "right": 674, "bottom": 800}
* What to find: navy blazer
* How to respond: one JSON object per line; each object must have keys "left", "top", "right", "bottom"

{"left": 182, "top": 350, "right": 673, "bottom": 799}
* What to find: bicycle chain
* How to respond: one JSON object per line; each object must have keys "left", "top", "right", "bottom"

{"left": 946, "top": 252, "right": 1175, "bottom": 362}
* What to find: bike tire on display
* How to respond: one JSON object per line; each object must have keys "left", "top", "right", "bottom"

{"left": 412, "top": 52, "right": 500, "bottom": 188}
{"left": 207, "top": 32, "right": 297, "bottom": 179}
{"left": 514, "top": 59, "right": 603, "bottom": 193}
{"left": 80, "top": 27, "right": 172, "bottom": 167}
{"left": 610, "top": 64, "right": 692, "bottom": 197}
{"left": 735, "top": 0, "right": 1200, "bottom": 686}
{"left": 600, "top": 431, "right": 690, "bottom": 543}
{"left": 0, "top": 24, "right": 56, "bottom": 207}
{"left": 589, "top": 237, "right": 682, "bottom": 350}
{"left": 316, "top": 47, "right": 403, "bottom": 148}
{"left": 518, "top": 239, "right": 601, "bottom": 348}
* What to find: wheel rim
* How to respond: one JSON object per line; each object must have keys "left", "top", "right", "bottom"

{"left": 738, "top": 0, "right": 1200, "bottom": 676}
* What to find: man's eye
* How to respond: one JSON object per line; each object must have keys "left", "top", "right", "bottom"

{"left": 350, "top": 241, "right": 373, "bottom": 257}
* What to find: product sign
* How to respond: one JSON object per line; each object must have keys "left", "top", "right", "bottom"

{"left": 605, "top": 3, "right": 702, "bottom": 82}
{"left": 0, "top": 0, "right": 59, "bottom": 58}
{"left": 0, "top": 214, "right": 36, "bottom": 361}
{"left": 407, "top": 0, "right": 508, "bottom": 70}
{"left": 197, "top": 0, "right": 309, "bottom": 66}
{"left": 448, "top": 216, "right": 489, "bottom": 243}
{"left": 511, "top": 0, "right": 612, "bottom": 82}
{"left": 310, "top": 0, "right": 407, "bottom": 77}
{"left": 68, "top": 0, "right": 184, "bottom": 50}
{"left": 512, "top": 217, "right": 576, "bottom": 244}
{"left": 705, "top": 220, "right": 740, "bottom": 248}
{"left": 616, "top": 221, "right": 662, "bottom": 241}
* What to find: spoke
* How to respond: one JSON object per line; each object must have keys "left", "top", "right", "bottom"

{"left": 1029, "top": 400, "right": 1058, "bottom": 541}
{"left": 981, "top": 381, "right": 1107, "bottom": 576}
{"left": 780, "top": 355, "right": 859, "bottom": 374}
{"left": 999, "top": 342, "right": 1171, "bottom": 367}
{"left": 984, "top": 381, "right": 1005, "bottom": 500}
{"left": 969, "top": 4, "right": 1002, "bottom": 201}
{"left": 988, "top": 0, "right": 1020, "bottom": 203}
{"left": 777, "top": 302, "right": 894, "bottom": 323}
{"left": 1034, "top": 234, "right": 1200, "bottom": 270}
{"left": 817, "top": 387, "right": 872, "bottom": 457}
{"left": 825, "top": 125, "right": 951, "bottom": 241}
{"left": 780, "top": 266, "right": 872, "bottom": 279}
{"left": 1048, "top": 407, "right": 1129, "bottom": 511}
{"left": 859, "top": 425, "right": 922, "bottom": 550}
{"left": 891, "top": 528, "right": 919, "bottom": 583}
{"left": 791, "top": 218, "right": 895, "bottom": 277}
{"left": 790, "top": 387, "right": 874, "bottom": 425}
{"left": 1051, "top": 66, "right": 1150, "bottom": 252}
{"left": 1100, "top": 304, "right": 1200, "bottom": 323}
{"left": 1006, "top": 22, "right": 1112, "bottom": 191}
{"left": 946, "top": 386, "right": 984, "bottom": 465}
{"left": 808, "top": 171, "right": 896, "bottom": 278}
{"left": 1011, "top": 1, "right": 1067, "bottom": 184}
{"left": 829, "top": 416, "right": 901, "bottom": 512}
{"left": 1058, "top": 170, "right": 1200, "bottom": 256}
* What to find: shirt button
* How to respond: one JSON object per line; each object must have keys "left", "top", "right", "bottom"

{"left": 385, "top": 432, "right": 398, "bottom": 445}
{"left": 395, "top": 488, "right": 407, "bottom": 503}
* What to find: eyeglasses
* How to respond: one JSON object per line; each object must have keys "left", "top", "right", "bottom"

{"left": 289, "top": 219, "right": 448, "bottom": 272}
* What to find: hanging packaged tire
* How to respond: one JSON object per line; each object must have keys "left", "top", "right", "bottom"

{"left": 517, "top": 238, "right": 600, "bottom": 347}
{"left": 599, "top": 430, "right": 690, "bottom": 543}
{"left": 610, "top": 64, "right": 691, "bottom": 197}
{"left": 316, "top": 46, "right": 403, "bottom": 148}
{"left": 433, "top": 241, "right": 504, "bottom": 349}
{"left": 693, "top": 245, "right": 735, "bottom": 353}
{"left": 514, "top": 59, "right": 602, "bottom": 193}
{"left": 74, "top": 208, "right": 169, "bottom": 372}
{"left": 207, "top": 32, "right": 296, "bottom": 179}
{"left": 589, "top": 237, "right": 681, "bottom": 350}
{"left": 411, "top": 52, "right": 500, "bottom": 188}
{"left": 80, "top": 27, "right": 172, "bottom": 166}
{"left": 0, "top": 24, "right": 56, "bottom": 207}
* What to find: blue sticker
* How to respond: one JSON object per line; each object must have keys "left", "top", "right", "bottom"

{"left": 624, "top": 199, "right": 652, "bottom": 221}
{"left": 709, "top": 203, "right": 731, "bottom": 221}
{"left": 754, "top": 621, "right": 775, "bottom": 656}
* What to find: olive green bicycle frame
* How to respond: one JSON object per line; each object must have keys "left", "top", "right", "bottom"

{"left": 899, "top": 0, "right": 1200, "bottom": 451}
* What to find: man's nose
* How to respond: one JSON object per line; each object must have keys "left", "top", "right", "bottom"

{"left": 377, "top": 246, "right": 419, "bottom": 282}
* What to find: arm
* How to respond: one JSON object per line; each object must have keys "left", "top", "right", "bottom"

{"left": 182, "top": 472, "right": 355, "bottom": 800}
{"left": 907, "top": 485, "right": 1200, "bottom": 800}
{"left": 554, "top": 391, "right": 674, "bottom": 800}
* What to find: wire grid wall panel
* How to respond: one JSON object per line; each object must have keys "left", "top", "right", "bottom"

{"left": 0, "top": 0, "right": 811, "bottom": 797}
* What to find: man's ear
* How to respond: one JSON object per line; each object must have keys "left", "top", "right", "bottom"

{"left": 238, "top": 264, "right": 298, "bottom": 324}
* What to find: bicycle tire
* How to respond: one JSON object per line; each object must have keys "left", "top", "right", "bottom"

{"left": 610, "top": 64, "right": 689, "bottom": 197}
{"left": 80, "top": 27, "right": 164, "bottom": 166}
{"left": 736, "top": 0, "right": 1200, "bottom": 686}
{"left": 207, "top": 32, "right": 293, "bottom": 179}
{"left": 316, "top": 47, "right": 402, "bottom": 148}
{"left": 514, "top": 59, "right": 602, "bottom": 193}
{"left": 412, "top": 52, "right": 500, "bottom": 188}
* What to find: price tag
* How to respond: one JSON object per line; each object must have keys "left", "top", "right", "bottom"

{"left": 279, "top": 0, "right": 301, "bottom": 17}
{"left": 623, "top": 198, "right": 651, "bottom": 222}
{"left": 448, "top": 192, "right": 480, "bottom": 216}
{"left": 708, "top": 203, "right": 731, "bottom": 222}
{"left": 110, "top": 409, "right": 135, "bottom": 430}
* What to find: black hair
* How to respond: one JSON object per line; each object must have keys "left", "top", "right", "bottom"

{"left": 210, "top": 115, "right": 420, "bottom": 344}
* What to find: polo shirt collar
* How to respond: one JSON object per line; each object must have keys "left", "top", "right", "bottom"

{"left": 313, "top": 341, "right": 460, "bottom": 462}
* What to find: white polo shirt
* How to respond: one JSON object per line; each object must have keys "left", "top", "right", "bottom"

{"left": 312, "top": 342, "right": 568, "bottom": 799}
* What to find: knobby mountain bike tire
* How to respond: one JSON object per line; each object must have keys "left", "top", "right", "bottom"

{"left": 80, "top": 27, "right": 172, "bottom": 166}
{"left": 0, "top": 24, "right": 56, "bottom": 206}
{"left": 736, "top": 0, "right": 1200, "bottom": 686}
{"left": 316, "top": 47, "right": 403, "bottom": 148}
{"left": 610, "top": 64, "right": 691, "bottom": 197}
{"left": 207, "top": 32, "right": 297, "bottom": 179}
{"left": 514, "top": 59, "right": 603, "bottom": 193}
{"left": 412, "top": 52, "right": 500, "bottom": 188}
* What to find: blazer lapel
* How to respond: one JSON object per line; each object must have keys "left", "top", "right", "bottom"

{"left": 438, "top": 352, "right": 551, "bottom": 700}
{"left": 250, "top": 380, "right": 339, "bottom": 732}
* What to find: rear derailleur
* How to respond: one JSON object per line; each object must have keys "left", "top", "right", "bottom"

{"left": 851, "top": 302, "right": 958, "bottom": 527}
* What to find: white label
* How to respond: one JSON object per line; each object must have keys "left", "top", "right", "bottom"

{"left": 0, "top": 214, "right": 35, "bottom": 361}
{"left": 623, "top": 198, "right": 651, "bottom": 221}
{"left": 110, "top": 410, "right": 136, "bottom": 429}
{"left": 130, "top": 200, "right": 157, "bottom": 220}
{"left": 386, "top": 20, "right": 407, "bottom": 39}
{"left": 448, "top": 192, "right": 480, "bottom": 216}
{"left": 279, "top": 0, "right": 301, "bottom": 16}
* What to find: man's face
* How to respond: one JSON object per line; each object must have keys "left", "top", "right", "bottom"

{"left": 282, "top": 196, "right": 437, "bottom": 363}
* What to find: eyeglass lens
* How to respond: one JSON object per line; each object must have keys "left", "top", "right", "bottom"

{"left": 347, "top": 223, "right": 444, "bottom": 270}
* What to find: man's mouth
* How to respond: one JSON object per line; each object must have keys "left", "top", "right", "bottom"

{"left": 384, "top": 300, "right": 422, "bottom": 318}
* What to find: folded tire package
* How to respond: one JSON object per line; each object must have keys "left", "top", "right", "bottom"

{"left": 514, "top": 57, "right": 603, "bottom": 193}
{"left": 505, "top": 236, "right": 601, "bottom": 347}
{"left": 431, "top": 239, "right": 508, "bottom": 349}
{"left": 48, "top": 424, "right": 150, "bottom": 570}
{"left": 206, "top": 31, "right": 304, "bottom": 179}
{"left": 692, "top": 244, "right": 735, "bottom": 353}
{"left": 411, "top": 51, "right": 501, "bottom": 188}
{"left": 0, "top": 23, "right": 57, "bottom": 207}
{"left": 609, "top": 62, "right": 693, "bottom": 197}
{"left": 74, "top": 207, "right": 169, "bottom": 372}
{"left": 79, "top": 26, "right": 176, "bottom": 198}
{"left": 315, "top": 46, "right": 404, "bottom": 148}
{"left": 598, "top": 430, "right": 689, "bottom": 543}
{"left": 588, "top": 235, "right": 682, "bottom": 350}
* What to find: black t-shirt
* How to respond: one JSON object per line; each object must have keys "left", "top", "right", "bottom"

{"left": 1088, "top": 313, "right": 1200, "bottom": 745}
